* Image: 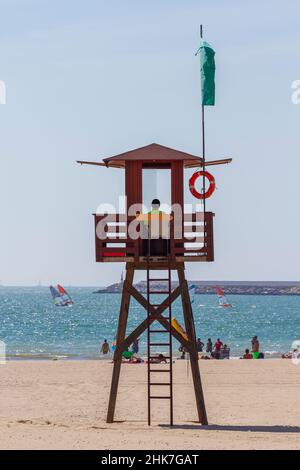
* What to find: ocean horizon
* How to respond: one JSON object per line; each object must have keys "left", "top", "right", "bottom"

{"left": 0, "top": 286, "right": 299, "bottom": 360}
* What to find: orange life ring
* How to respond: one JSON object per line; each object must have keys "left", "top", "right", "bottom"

{"left": 189, "top": 171, "right": 216, "bottom": 199}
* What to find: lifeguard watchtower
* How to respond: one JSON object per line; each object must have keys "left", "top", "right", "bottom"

{"left": 78, "top": 142, "right": 231, "bottom": 426}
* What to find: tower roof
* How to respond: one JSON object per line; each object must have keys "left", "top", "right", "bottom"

{"left": 102, "top": 143, "right": 203, "bottom": 168}
{"left": 77, "top": 143, "right": 232, "bottom": 169}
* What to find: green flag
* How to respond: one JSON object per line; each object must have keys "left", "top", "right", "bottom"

{"left": 196, "top": 41, "right": 215, "bottom": 106}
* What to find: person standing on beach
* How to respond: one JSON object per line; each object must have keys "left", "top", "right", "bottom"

{"left": 100, "top": 339, "right": 110, "bottom": 356}
{"left": 251, "top": 336, "right": 259, "bottom": 353}
{"left": 132, "top": 338, "right": 139, "bottom": 354}
{"left": 179, "top": 344, "right": 186, "bottom": 359}
{"left": 251, "top": 336, "right": 260, "bottom": 359}
{"left": 206, "top": 338, "right": 213, "bottom": 355}
{"left": 197, "top": 338, "right": 204, "bottom": 352}
{"left": 214, "top": 338, "right": 223, "bottom": 360}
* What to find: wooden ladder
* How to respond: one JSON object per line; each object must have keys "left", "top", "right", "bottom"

{"left": 146, "top": 256, "right": 173, "bottom": 426}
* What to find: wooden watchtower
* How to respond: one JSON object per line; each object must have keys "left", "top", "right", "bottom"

{"left": 78, "top": 142, "right": 231, "bottom": 426}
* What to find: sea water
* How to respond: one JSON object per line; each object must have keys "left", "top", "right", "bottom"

{"left": 0, "top": 287, "right": 299, "bottom": 359}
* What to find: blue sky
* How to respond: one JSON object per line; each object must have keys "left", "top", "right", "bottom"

{"left": 0, "top": 0, "right": 300, "bottom": 285}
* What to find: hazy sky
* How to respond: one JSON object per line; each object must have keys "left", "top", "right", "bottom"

{"left": 0, "top": 0, "right": 300, "bottom": 285}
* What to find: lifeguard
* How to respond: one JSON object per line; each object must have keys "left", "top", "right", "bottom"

{"left": 136, "top": 199, "right": 172, "bottom": 256}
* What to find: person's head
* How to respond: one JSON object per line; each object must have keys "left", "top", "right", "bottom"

{"left": 245, "top": 349, "right": 249, "bottom": 354}
{"left": 253, "top": 336, "right": 257, "bottom": 340}
{"left": 224, "top": 344, "right": 227, "bottom": 348}
{"left": 217, "top": 338, "right": 220, "bottom": 342}
{"left": 104, "top": 339, "right": 107, "bottom": 343}
{"left": 208, "top": 338, "right": 211, "bottom": 342}
{"left": 197, "top": 338, "right": 201, "bottom": 342}
{"left": 151, "top": 198, "right": 160, "bottom": 210}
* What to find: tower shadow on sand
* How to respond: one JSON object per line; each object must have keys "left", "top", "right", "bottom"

{"left": 160, "top": 424, "right": 300, "bottom": 433}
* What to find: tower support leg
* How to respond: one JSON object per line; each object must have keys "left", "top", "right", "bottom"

{"left": 106, "top": 265, "right": 134, "bottom": 423}
{"left": 177, "top": 265, "right": 208, "bottom": 425}
{"left": 106, "top": 262, "right": 208, "bottom": 425}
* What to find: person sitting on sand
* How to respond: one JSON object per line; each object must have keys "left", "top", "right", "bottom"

{"left": 122, "top": 348, "right": 134, "bottom": 360}
{"left": 100, "top": 339, "right": 110, "bottom": 355}
{"left": 157, "top": 354, "right": 167, "bottom": 363}
{"left": 282, "top": 351, "right": 294, "bottom": 359}
{"left": 221, "top": 344, "right": 230, "bottom": 359}
{"left": 149, "top": 354, "right": 167, "bottom": 364}
{"left": 243, "top": 348, "right": 253, "bottom": 359}
{"left": 282, "top": 348, "right": 300, "bottom": 360}
{"left": 121, "top": 350, "right": 143, "bottom": 363}
{"left": 130, "top": 354, "right": 143, "bottom": 364}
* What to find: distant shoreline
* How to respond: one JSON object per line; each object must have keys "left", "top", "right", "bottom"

{"left": 2, "top": 285, "right": 300, "bottom": 296}
{"left": 93, "top": 281, "right": 300, "bottom": 296}
{"left": 94, "top": 291, "right": 300, "bottom": 296}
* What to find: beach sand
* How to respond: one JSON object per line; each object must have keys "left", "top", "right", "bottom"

{"left": 0, "top": 359, "right": 300, "bottom": 450}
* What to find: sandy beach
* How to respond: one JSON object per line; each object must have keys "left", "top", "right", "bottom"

{"left": 0, "top": 359, "right": 299, "bottom": 450}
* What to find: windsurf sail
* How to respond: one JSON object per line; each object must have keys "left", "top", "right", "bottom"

{"left": 216, "top": 286, "right": 232, "bottom": 308}
{"left": 49, "top": 284, "right": 73, "bottom": 307}
{"left": 50, "top": 286, "right": 60, "bottom": 302}
{"left": 188, "top": 284, "right": 197, "bottom": 304}
{"left": 57, "top": 284, "right": 73, "bottom": 306}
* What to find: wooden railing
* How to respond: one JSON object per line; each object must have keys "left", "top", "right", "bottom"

{"left": 170, "top": 211, "right": 214, "bottom": 261}
{"left": 94, "top": 212, "right": 214, "bottom": 262}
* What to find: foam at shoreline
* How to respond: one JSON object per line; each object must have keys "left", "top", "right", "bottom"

{"left": 6, "top": 351, "right": 284, "bottom": 361}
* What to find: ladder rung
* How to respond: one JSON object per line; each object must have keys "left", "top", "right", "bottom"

{"left": 149, "top": 369, "right": 170, "bottom": 373}
{"left": 149, "top": 290, "right": 170, "bottom": 294}
{"left": 150, "top": 313, "right": 170, "bottom": 317}
{"left": 149, "top": 383, "right": 171, "bottom": 386}
{"left": 150, "top": 396, "right": 171, "bottom": 400}
{"left": 149, "top": 278, "right": 169, "bottom": 282}
{"left": 149, "top": 330, "right": 169, "bottom": 333}
{"left": 149, "top": 343, "right": 170, "bottom": 346}
{"left": 149, "top": 356, "right": 170, "bottom": 359}
{"left": 150, "top": 315, "right": 170, "bottom": 321}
